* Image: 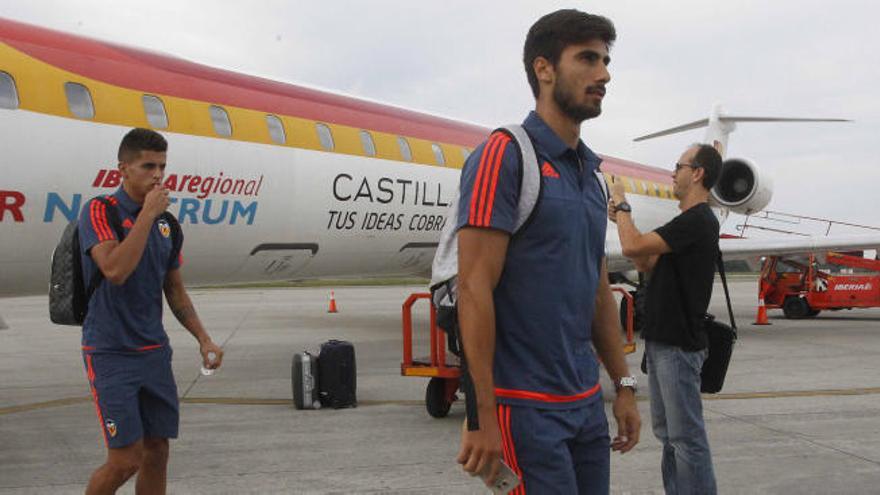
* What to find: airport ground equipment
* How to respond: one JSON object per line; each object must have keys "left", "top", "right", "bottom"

{"left": 760, "top": 251, "right": 880, "bottom": 319}
{"left": 401, "top": 291, "right": 636, "bottom": 419}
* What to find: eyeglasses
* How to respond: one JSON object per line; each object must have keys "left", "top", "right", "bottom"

{"left": 673, "top": 162, "right": 699, "bottom": 173}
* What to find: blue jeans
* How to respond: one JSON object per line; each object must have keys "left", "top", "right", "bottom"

{"left": 646, "top": 340, "right": 716, "bottom": 495}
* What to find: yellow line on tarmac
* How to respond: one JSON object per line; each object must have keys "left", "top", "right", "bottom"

{"left": 0, "top": 396, "right": 90, "bottom": 415}
{"left": 704, "top": 387, "right": 880, "bottom": 401}
{"left": 5, "top": 387, "right": 880, "bottom": 416}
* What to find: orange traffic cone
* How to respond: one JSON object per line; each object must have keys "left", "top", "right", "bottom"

{"left": 753, "top": 297, "right": 770, "bottom": 325}
{"left": 327, "top": 290, "right": 338, "bottom": 313}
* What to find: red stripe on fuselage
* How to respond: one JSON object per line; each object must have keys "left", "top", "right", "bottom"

{"left": 0, "top": 17, "right": 677, "bottom": 180}
{"left": 0, "top": 18, "right": 484, "bottom": 147}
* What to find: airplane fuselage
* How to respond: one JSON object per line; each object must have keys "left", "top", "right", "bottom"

{"left": 0, "top": 17, "right": 682, "bottom": 296}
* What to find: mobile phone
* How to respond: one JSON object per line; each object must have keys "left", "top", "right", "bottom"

{"left": 480, "top": 460, "right": 521, "bottom": 495}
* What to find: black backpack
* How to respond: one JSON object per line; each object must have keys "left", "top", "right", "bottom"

{"left": 48, "top": 196, "right": 181, "bottom": 326}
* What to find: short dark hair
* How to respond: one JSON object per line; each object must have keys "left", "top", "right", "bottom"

{"left": 523, "top": 10, "right": 616, "bottom": 98}
{"left": 118, "top": 128, "right": 167, "bottom": 163}
{"left": 692, "top": 144, "right": 722, "bottom": 189}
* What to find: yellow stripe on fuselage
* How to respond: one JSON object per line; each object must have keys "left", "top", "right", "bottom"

{"left": 0, "top": 41, "right": 673, "bottom": 200}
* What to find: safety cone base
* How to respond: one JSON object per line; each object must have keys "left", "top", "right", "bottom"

{"left": 753, "top": 299, "right": 771, "bottom": 325}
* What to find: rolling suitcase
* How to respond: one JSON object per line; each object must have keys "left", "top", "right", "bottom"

{"left": 317, "top": 340, "right": 357, "bottom": 409}
{"left": 292, "top": 351, "right": 321, "bottom": 410}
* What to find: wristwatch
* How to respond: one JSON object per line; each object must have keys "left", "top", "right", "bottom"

{"left": 616, "top": 375, "right": 638, "bottom": 393}
{"left": 613, "top": 201, "right": 632, "bottom": 213}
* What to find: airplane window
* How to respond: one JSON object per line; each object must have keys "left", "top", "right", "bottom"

{"left": 360, "top": 130, "right": 376, "bottom": 157}
{"left": 142, "top": 95, "right": 168, "bottom": 129}
{"left": 461, "top": 147, "right": 471, "bottom": 162}
{"left": 64, "top": 82, "right": 94, "bottom": 119}
{"left": 266, "top": 114, "right": 286, "bottom": 144}
{"left": 0, "top": 71, "right": 19, "bottom": 109}
{"left": 432, "top": 143, "right": 446, "bottom": 166}
{"left": 209, "top": 105, "right": 232, "bottom": 136}
{"left": 397, "top": 136, "right": 412, "bottom": 161}
{"left": 316, "top": 123, "right": 334, "bottom": 151}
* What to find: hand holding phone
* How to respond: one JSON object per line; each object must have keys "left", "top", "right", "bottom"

{"left": 480, "top": 460, "right": 520, "bottom": 495}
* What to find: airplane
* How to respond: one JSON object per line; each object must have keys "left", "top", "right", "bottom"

{"left": 2, "top": 17, "right": 879, "bottom": 327}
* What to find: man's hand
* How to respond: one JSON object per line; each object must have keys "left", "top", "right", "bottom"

{"left": 608, "top": 200, "right": 618, "bottom": 224}
{"left": 457, "top": 416, "right": 504, "bottom": 486}
{"left": 143, "top": 185, "right": 170, "bottom": 219}
{"left": 611, "top": 389, "right": 641, "bottom": 453}
{"left": 200, "top": 340, "right": 224, "bottom": 370}
{"left": 610, "top": 175, "right": 627, "bottom": 204}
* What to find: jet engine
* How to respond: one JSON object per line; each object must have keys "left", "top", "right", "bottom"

{"left": 710, "top": 158, "right": 773, "bottom": 215}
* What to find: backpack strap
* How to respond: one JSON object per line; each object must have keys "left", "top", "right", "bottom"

{"left": 429, "top": 125, "right": 542, "bottom": 291}
{"left": 85, "top": 196, "right": 125, "bottom": 300}
{"left": 161, "top": 212, "right": 184, "bottom": 269}
{"left": 497, "top": 124, "right": 542, "bottom": 234}
{"left": 716, "top": 251, "right": 737, "bottom": 333}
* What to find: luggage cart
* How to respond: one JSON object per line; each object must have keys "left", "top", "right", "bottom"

{"left": 401, "top": 289, "right": 637, "bottom": 419}
{"left": 400, "top": 293, "right": 460, "bottom": 418}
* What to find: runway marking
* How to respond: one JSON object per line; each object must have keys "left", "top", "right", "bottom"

{"left": 0, "top": 396, "right": 91, "bottom": 415}
{"left": 6, "top": 387, "right": 880, "bottom": 415}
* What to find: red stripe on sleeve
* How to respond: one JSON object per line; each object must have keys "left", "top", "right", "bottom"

{"left": 96, "top": 201, "right": 115, "bottom": 241}
{"left": 475, "top": 134, "right": 509, "bottom": 226}
{"left": 90, "top": 200, "right": 111, "bottom": 242}
{"left": 468, "top": 133, "right": 504, "bottom": 225}
{"left": 480, "top": 134, "right": 511, "bottom": 226}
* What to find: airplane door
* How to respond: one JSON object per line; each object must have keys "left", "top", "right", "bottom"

{"left": 386, "top": 242, "right": 437, "bottom": 275}
{"left": 235, "top": 243, "right": 318, "bottom": 281}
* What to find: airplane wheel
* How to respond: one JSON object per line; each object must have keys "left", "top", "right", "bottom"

{"left": 426, "top": 377, "right": 452, "bottom": 418}
{"left": 782, "top": 297, "right": 810, "bottom": 319}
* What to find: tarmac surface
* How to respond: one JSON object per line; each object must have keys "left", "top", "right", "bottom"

{"left": 2, "top": 279, "right": 880, "bottom": 494}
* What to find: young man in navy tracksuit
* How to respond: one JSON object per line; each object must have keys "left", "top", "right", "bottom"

{"left": 79, "top": 128, "right": 224, "bottom": 494}
{"left": 456, "top": 10, "right": 641, "bottom": 494}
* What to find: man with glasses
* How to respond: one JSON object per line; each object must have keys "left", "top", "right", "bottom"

{"left": 607, "top": 143, "right": 722, "bottom": 494}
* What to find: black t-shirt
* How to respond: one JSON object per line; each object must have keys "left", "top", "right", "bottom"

{"left": 643, "top": 202, "right": 720, "bottom": 351}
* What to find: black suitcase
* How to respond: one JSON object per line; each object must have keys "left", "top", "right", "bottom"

{"left": 292, "top": 351, "right": 321, "bottom": 410}
{"left": 317, "top": 340, "right": 357, "bottom": 409}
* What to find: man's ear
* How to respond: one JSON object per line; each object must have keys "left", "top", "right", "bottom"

{"left": 692, "top": 166, "right": 706, "bottom": 185}
{"left": 533, "top": 56, "right": 555, "bottom": 85}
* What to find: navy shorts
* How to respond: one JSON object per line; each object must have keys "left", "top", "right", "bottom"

{"left": 83, "top": 347, "right": 179, "bottom": 449}
{"left": 497, "top": 397, "right": 610, "bottom": 494}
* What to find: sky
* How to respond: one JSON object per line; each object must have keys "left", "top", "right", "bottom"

{"left": 1, "top": 0, "right": 878, "bottom": 235}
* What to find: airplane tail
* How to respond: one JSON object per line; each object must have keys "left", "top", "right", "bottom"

{"left": 632, "top": 104, "right": 850, "bottom": 157}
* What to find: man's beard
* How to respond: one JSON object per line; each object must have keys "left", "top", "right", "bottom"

{"left": 553, "top": 80, "right": 601, "bottom": 123}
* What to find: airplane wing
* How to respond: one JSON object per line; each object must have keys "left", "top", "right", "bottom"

{"left": 606, "top": 234, "right": 880, "bottom": 272}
